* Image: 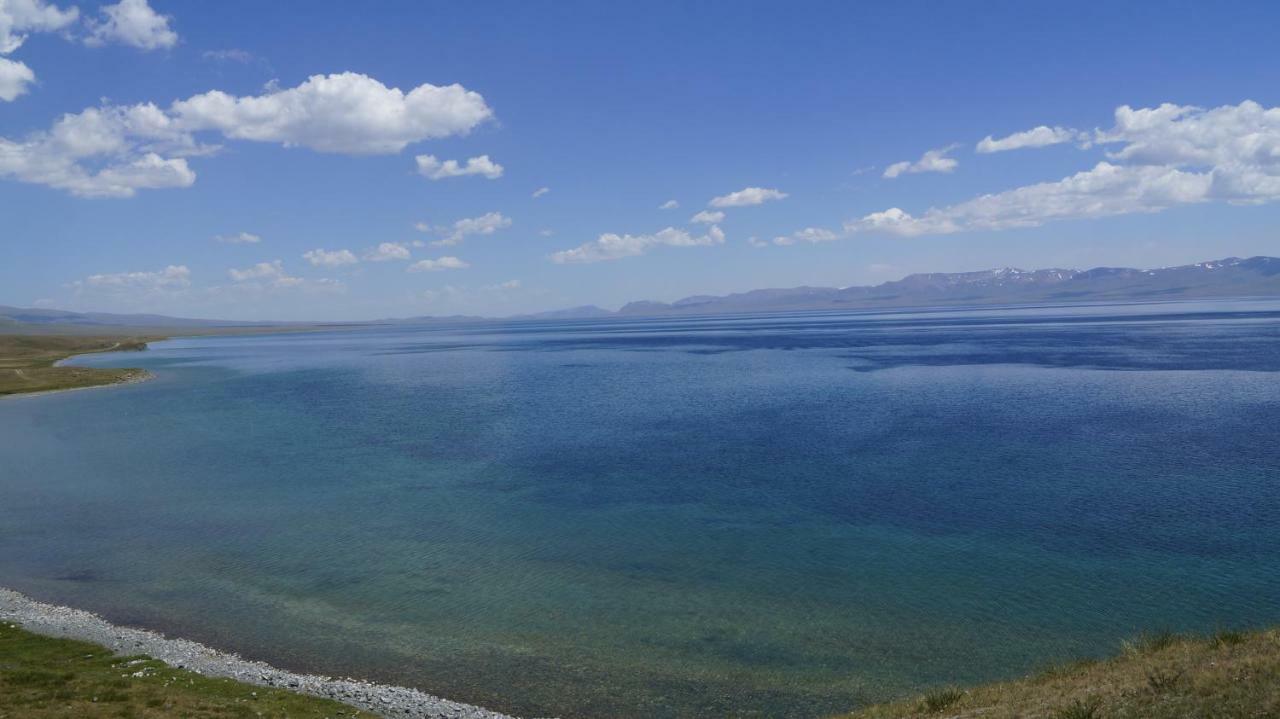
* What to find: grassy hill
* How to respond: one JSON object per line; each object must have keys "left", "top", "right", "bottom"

{"left": 0, "top": 335, "right": 155, "bottom": 396}
{"left": 840, "top": 628, "right": 1280, "bottom": 719}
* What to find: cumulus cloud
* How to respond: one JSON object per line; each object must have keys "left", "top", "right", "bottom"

{"left": 173, "top": 72, "right": 492, "bottom": 154}
{"left": 550, "top": 225, "right": 724, "bottom": 264}
{"left": 531, "top": 186, "right": 549, "bottom": 198}
{"left": 690, "top": 210, "right": 724, "bottom": 224}
{"left": 408, "top": 256, "right": 468, "bottom": 272}
{"left": 85, "top": 0, "right": 177, "bottom": 50}
{"left": 302, "top": 248, "right": 358, "bottom": 267}
{"left": 214, "top": 231, "right": 261, "bottom": 244}
{"left": 708, "top": 187, "right": 787, "bottom": 207}
{"left": 0, "top": 102, "right": 199, "bottom": 196}
{"left": 883, "top": 145, "right": 959, "bottom": 178}
{"left": 783, "top": 101, "right": 1280, "bottom": 243}
{"left": 0, "top": 72, "right": 493, "bottom": 196}
{"left": 658, "top": 199, "right": 679, "bottom": 209}
{"left": 0, "top": 56, "right": 33, "bottom": 101}
{"left": 364, "top": 241, "right": 410, "bottom": 261}
{"left": 976, "top": 125, "right": 1080, "bottom": 153}
{"left": 0, "top": 0, "right": 78, "bottom": 55}
{"left": 415, "top": 153, "right": 503, "bottom": 180}
{"left": 420, "top": 211, "right": 511, "bottom": 246}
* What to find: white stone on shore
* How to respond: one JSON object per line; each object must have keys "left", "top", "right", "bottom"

{"left": 0, "top": 587, "right": 541, "bottom": 719}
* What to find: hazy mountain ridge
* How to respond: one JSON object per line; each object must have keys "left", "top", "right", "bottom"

{"left": 4, "top": 257, "right": 1279, "bottom": 328}
{"left": 606, "top": 256, "right": 1280, "bottom": 317}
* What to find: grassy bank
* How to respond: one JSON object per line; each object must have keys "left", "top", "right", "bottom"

{"left": 840, "top": 628, "right": 1280, "bottom": 719}
{"left": 0, "top": 335, "right": 155, "bottom": 396}
{"left": 0, "top": 622, "right": 372, "bottom": 718}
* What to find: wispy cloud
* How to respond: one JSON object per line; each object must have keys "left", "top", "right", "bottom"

{"left": 976, "top": 125, "right": 1080, "bottom": 153}
{"left": 363, "top": 242, "right": 410, "bottom": 261}
{"left": 419, "top": 211, "right": 512, "bottom": 246}
{"left": 708, "top": 187, "right": 787, "bottom": 207}
{"left": 883, "top": 144, "right": 959, "bottom": 178}
{"left": 408, "top": 256, "right": 469, "bottom": 272}
{"left": 302, "top": 248, "right": 358, "bottom": 267}
{"left": 550, "top": 225, "right": 724, "bottom": 264}
{"left": 214, "top": 231, "right": 261, "bottom": 244}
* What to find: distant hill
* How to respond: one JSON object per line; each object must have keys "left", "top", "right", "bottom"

{"left": 0, "top": 306, "right": 280, "bottom": 329}
{"left": 598, "top": 256, "right": 1280, "bottom": 317}
{"left": 5, "top": 256, "right": 1279, "bottom": 329}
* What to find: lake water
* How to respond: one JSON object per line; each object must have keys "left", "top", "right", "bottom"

{"left": 3, "top": 301, "right": 1280, "bottom": 718}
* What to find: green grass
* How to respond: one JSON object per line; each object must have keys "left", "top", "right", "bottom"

{"left": 0, "top": 335, "right": 155, "bottom": 396}
{"left": 0, "top": 622, "right": 373, "bottom": 718}
{"left": 837, "top": 627, "right": 1280, "bottom": 719}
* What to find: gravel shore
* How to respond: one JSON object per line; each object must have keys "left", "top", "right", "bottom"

{"left": 0, "top": 587, "right": 524, "bottom": 719}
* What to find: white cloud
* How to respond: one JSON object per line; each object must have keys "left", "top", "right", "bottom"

{"left": 538, "top": 228, "right": 553, "bottom": 237}
{"left": 422, "top": 211, "right": 512, "bottom": 246}
{"left": 658, "top": 199, "right": 679, "bottom": 209}
{"left": 225, "top": 259, "right": 339, "bottom": 292}
{"left": 531, "top": 186, "right": 549, "bottom": 198}
{"left": 302, "top": 248, "right": 358, "bottom": 267}
{"left": 364, "top": 241, "right": 410, "bottom": 261}
{"left": 408, "top": 256, "right": 469, "bottom": 272}
{"left": 976, "top": 125, "right": 1080, "bottom": 153}
{"left": 708, "top": 187, "right": 787, "bottom": 207}
{"left": 172, "top": 72, "right": 493, "bottom": 154}
{"left": 883, "top": 145, "right": 959, "bottom": 178}
{"left": 229, "top": 260, "right": 287, "bottom": 282}
{"left": 85, "top": 0, "right": 177, "bottom": 50}
{"left": 0, "top": 0, "right": 78, "bottom": 55}
{"left": 1, "top": 72, "right": 492, "bottom": 197}
{"left": 0, "top": 102, "right": 199, "bottom": 195}
{"left": 747, "top": 236, "right": 769, "bottom": 248}
{"left": 772, "top": 227, "right": 839, "bottom": 246}
{"left": 550, "top": 225, "right": 724, "bottom": 264}
{"left": 214, "top": 231, "right": 261, "bottom": 244}
{"left": 839, "top": 101, "right": 1280, "bottom": 239}
{"left": 415, "top": 153, "right": 503, "bottom": 180}
{"left": 0, "top": 56, "right": 33, "bottom": 101}
{"left": 83, "top": 264, "right": 190, "bottom": 289}
{"left": 690, "top": 210, "right": 725, "bottom": 224}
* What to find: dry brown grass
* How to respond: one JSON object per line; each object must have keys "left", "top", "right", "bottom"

{"left": 836, "top": 628, "right": 1280, "bottom": 719}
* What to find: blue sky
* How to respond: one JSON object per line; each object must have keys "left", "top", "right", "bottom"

{"left": 3, "top": 0, "right": 1280, "bottom": 320}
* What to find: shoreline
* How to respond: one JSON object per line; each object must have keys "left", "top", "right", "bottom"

{"left": 0, "top": 587, "right": 522, "bottom": 719}
{"left": 0, "top": 367, "right": 154, "bottom": 400}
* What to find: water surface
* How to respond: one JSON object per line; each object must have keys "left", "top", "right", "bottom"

{"left": 3, "top": 301, "right": 1280, "bottom": 717}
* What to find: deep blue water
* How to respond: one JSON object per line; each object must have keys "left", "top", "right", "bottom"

{"left": 2, "top": 301, "right": 1280, "bottom": 718}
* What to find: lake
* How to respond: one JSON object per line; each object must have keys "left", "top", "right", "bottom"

{"left": 3, "top": 301, "right": 1279, "bottom": 718}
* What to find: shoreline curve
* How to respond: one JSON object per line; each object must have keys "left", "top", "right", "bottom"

{"left": 0, "top": 587, "right": 524, "bottom": 719}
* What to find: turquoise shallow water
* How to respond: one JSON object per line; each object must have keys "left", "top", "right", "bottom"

{"left": 2, "top": 301, "right": 1280, "bottom": 717}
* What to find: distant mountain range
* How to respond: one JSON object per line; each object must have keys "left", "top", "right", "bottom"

{"left": 518, "top": 255, "right": 1280, "bottom": 319}
{"left": 4, "top": 256, "right": 1279, "bottom": 330}
{"left": 0, "top": 306, "right": 297, "bottom": 331}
